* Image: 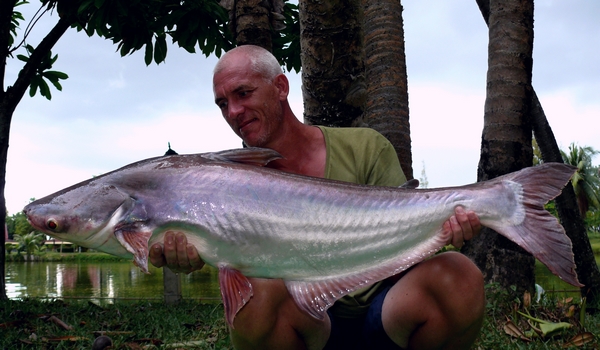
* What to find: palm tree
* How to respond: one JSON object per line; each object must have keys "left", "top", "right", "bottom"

{"left": 299, "top": 0, "right": 364, "bottom": 127}
{"left": 561, "top": 144, "right": 600, "bottom": 216}
{"left": 461, "top": 0, "right": 535, "bottom": 295}
{"left": 362, "top": 0, "right": 413, "bottom": 179}
{"left": 14, "top": 232, "right": 45, "bottom": 260}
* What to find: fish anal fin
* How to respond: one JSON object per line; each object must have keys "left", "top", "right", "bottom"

{"left": 218, "top": 266, "right": 253, "bottom": 328}
{"left": 285, "top": 233, "right": 449, "bottom": 320}
{"left": 115, "top": 228, "right": 152, "bottom": 274}
{"left": 285, "top": 280, "right": 347, "bottom": 320}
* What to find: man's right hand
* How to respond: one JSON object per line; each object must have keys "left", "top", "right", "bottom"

{"left": 149, "top": 231, "right": 205, "bottom": 274}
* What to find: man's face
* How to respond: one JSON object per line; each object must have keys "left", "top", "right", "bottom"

{"left": 213, "top": 57, "right": 284, "bottom": 148}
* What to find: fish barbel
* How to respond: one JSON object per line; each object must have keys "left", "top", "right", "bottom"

{"left": 24, "top": 147, "right": 581, "bottom": 326}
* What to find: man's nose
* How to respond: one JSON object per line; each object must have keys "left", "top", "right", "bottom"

{"left": 227, "top": 101, "right": 244, "bottom": 119}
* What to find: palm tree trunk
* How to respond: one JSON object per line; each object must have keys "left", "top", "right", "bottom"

{"left": 361, "top": 0, "right": 412, "bottom": 179}
{"left": 530, "top": 91, "right": 600, "bottom": 311}
{"left": 299, "top": 0, "right": 364, "bottom": 127}
{"left": 221, "top": 0, "right": 279, "bottom": 51}
{"left": 461, "top": 0, "right": 535, "bottom": 296}
{"left": 476, "top": 0, "right": 600, "bottom": 312}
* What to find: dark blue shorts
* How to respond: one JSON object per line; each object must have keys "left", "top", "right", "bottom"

{"left": 323, "top": 286, "right": 402, "bottom": 350}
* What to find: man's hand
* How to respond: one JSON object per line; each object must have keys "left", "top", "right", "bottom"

{"left": 443, "top": 206, "right": 482, "bottom": 248}
{"left": 149, "top": 231, "right": 205, "bottom": 274}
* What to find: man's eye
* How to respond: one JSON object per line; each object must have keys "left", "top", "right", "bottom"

{"left": 218, "top": 101, "right": 228, "bottom": 109}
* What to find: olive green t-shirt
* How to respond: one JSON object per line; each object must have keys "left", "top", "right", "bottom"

{"left": 317, "top": 126, "right": 407, "bottom": 319}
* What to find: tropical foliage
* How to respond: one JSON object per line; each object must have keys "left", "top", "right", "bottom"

{"left": 13, "top": 231, "right": 46, "bottom": 258}
{"left": 561, "top": 144, "right": 600, "bottom": 216}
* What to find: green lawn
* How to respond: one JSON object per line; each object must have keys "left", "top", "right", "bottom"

{"left": 2, "top": 289, "right": 599, "bottom": 349}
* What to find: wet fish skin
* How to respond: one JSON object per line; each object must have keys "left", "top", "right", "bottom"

{"left": 23, "top": 148, "right": 580, "bottom": 326}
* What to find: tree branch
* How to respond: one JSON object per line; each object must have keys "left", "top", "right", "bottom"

{"left": 5, "top": 17, "right": 71, "bottom": 115}
{"left": 0, "top": 0, "right": 18, "bottom": 95}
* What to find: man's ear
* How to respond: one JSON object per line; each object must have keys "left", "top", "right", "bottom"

{"left": 273, "top": 74, "right": 290, "bottom": 99}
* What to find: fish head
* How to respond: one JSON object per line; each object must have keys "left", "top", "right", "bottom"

{"left": 23, "top": 179, "right": 136, "bottom": 258}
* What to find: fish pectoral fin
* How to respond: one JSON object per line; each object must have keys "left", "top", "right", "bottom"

{"left": 218, "top": 266, "right": 253, "bottom": 328}
{"left": 114, "top": 227, "right": 152, "bottom": 274}
{"left": 203, "top": 148, "right": 282, "bottom": 166}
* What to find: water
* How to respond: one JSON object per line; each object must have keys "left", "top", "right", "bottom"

{"left": 5, "top": 261, "right": 221, "bottom": 303}
{"left": 5, "top": 257, "right": 599, "bottom": 302}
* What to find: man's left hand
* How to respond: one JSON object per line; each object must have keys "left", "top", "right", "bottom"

{"left": 443, "top": 206, "right": 481, "bottom": 248}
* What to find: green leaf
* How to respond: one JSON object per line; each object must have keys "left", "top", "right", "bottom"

{"left": 78, "top": 0, "right": 95, "bottom": 16}
{"left": 144, "top": 40, "right": 153, "bottom": 66}
{"left": 153, "top": 34, "right": 167, "bottom": 64}
{"left": 38, "top": 77, "right": 51, "bottom": 100}
{"left": 29, "top": 77, "right": 39, "bottom": 97}
{"left": 538, "top": 322, "right": 571, "bottom": 336}
{"left": 42, "top": 70, "right": 69, "bottom": 81}
{"left": 17, "top": 54, "right": 29, "bottom": 62}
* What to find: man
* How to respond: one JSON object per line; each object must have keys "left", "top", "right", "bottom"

{"left": 150, "top": 45, "right": 485, "bottom": 349}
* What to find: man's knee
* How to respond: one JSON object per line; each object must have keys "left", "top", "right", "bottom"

{"left": 229, "top": 278, "right": 330, "bottom": 350}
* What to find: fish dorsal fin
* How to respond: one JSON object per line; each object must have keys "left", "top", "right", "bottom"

{"left": 400, "top": 179, "right": 420, "bottom": 189}
{"left": 203, "top": 147, "right": 283, "bottom": 166}
{"left": 218, "top": 266, "right": 254, "bottom": 327}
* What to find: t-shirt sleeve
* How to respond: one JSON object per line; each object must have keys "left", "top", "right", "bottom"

{"left": 365, "top": 136, "right": 407, "bottom": 187}
{"left": 320, "top": 126, "right": 407, "bottom": 187}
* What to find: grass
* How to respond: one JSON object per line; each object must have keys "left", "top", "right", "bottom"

{"left": 474, "top": 284, "right": 599, "bottom": 349}
{"left": 3, "top": 232, "right": 599, "bottom": 348}
{"left": 0, "top": 298, "right": 232, "bottom": 349}
{"left": 2, "top": 288, "right": 599, "bottom": 349}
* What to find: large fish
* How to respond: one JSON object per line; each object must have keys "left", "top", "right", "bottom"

{"left": 24, "top": 148, "right": 581, "bottom": 326}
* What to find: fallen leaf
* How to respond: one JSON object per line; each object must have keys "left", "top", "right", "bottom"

{"left": 46, "top": 336, "right": 88, "bottom": 342}
{"left": 503, "top": 320, "right": 531, "bottom": 342}
{"left": 539, "top": 322, "right": 572, "bottom": 336}
{"left": 562, "top": 332, "right": 595, "bottom": 348}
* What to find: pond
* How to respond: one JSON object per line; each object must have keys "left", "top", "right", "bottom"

{"left": 6, "top": 257, "right": 599, "bottom": 302}
{"left": 5, "top": 261, "right": 221, "bottom": 303}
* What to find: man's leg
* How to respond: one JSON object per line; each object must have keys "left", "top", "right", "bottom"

{"left": 229, "top": 278, "right": 331, "bottom": 350}
{"left": 381, "top": 252, "right": 485, "bottom": 350}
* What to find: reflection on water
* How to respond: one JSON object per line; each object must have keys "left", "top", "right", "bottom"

{"left": 6, "top": 261, "right": 221, "bottom": 303}
{"left": 7, "top": 256, "right": 599, "bottom": 303}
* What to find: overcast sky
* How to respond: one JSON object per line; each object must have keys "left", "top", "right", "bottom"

{"left": 4, "top": 1, "right": 599, "bottom": 215}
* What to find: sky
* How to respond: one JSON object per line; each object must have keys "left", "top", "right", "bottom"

{"left": 4, "top": 1, "right": 599, "bottom": 215}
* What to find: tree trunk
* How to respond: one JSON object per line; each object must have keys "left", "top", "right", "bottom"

{"left": 299, "top": 0, "right": 364, "bottom": 127}
{"left": 0, "top": 0, "right": 14, "bottom": 301}
{"left": 476, "top": 0, "right": 600, "bottom": 312}
{"left": 361, "top": 0, "right": 412, "bottom": 179}
{"left": 0, "top": 11, "right": 71, "bottom": 299}
{"left": 221, "top": 0, "right": 281, "bottom": 51}
{"left": 530, "top": 91, "right": 600, "bottom": 311}
{"left": 462, "top": 0, "right": 535, "bottom": 296}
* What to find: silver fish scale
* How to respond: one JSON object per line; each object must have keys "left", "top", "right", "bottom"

{"left": 147, "top": 163, "right": 463, "bottom": 279}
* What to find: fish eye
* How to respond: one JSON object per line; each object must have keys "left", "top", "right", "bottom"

{"left": 46, "top": 218, "right": 59, "bottom": 231}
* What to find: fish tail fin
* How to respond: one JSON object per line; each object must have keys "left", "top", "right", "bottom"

{"left": 489, "top": 162, "right": 582, "bottom": 287}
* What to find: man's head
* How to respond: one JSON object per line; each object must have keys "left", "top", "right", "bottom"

{"left": 214, "top": 45, "right": 283, "bottom": 83}
{"left": 213, "top": 45, "right": 290, "bottom": 148}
